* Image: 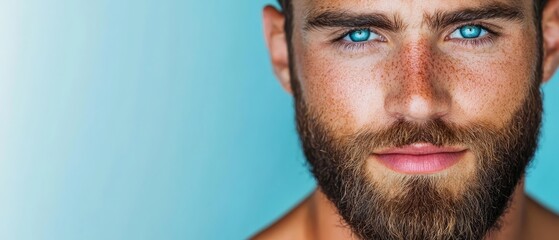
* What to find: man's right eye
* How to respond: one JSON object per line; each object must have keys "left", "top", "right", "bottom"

{"left": 343, "top": 29, "right": 380, "bottom": 43}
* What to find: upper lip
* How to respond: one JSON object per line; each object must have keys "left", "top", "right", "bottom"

{"left": 373, "top": 143, "right": 467, "bottom": 155}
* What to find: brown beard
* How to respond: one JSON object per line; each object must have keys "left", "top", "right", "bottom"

{"left": 293, "top": 77, "right": 542, "bottom": 239}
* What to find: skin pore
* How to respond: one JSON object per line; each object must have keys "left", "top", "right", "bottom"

{"left": 257, "top": 0, "right": 559, "bottom": 239}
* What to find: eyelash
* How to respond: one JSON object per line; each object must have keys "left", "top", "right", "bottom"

{"left": 332, "top": 28, "right": 382, "bottom": 51}
{"left": 447, "top": 22, "right": 499, "bottom": 47}
{"left": 332, "top": 23, "right": 500, "bottom": 51}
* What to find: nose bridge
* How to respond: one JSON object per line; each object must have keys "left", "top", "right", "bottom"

{"left": 401, "top": 40, "right": 434, "bottom": 95}
{"left": 385, "top": 39, "right": 450, "bottom": 121}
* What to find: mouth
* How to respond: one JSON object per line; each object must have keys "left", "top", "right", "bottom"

{"left": 372, "top": 143, "right": 468, "bottom": 174}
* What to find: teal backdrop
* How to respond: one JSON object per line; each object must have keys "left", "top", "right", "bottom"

{"left": 0, "top": 1, "right": 556, "bottom": 239}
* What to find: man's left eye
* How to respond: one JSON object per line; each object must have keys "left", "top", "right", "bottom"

{"left": 343, "top": 29, "right": 380, "bottom": 43}
{"left": 449, "top": 25, "right": 488, "bottom": 39}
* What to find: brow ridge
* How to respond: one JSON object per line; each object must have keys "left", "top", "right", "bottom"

{"left": 425, "top": 2, "right": 525, "bottom": 30}
{"left": 303, "top": 2, "right": 525, "bottom": 33}
{"left": 304, "top": 11, "right": 403, "bottom": 32}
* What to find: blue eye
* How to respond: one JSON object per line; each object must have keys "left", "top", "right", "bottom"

{"left": 343, "top": 29, "right": 379, "bottom": 42}
{"left": 449, "top": 25, "right": 488, "bottom": 39}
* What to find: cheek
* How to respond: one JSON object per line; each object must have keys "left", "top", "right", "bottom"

{"left": 295, "top": 45, "right": 387, "bottom": 135}
{"left": 447, "top": 38, "right": 536, "bottom": 126}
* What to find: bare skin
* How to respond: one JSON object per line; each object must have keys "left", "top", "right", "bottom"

{"left": 258, "top": 0, "right": 559, "bottom": 238}
{"left": 252, "top": 183, "right": 559, "bottom": 240}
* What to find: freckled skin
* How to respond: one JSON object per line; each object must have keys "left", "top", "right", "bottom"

{"left": 288, "top": 0, "right": 540, "bottom": 214}
{"left": 256, "top": 0, "right": 559, "bottom": 239}
{"left": 294, "top": 0, "right": 537, "bottom": 136}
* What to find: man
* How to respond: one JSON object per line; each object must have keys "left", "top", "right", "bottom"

{"left": 255, "top": 0, "right": 559, "bottom": 239}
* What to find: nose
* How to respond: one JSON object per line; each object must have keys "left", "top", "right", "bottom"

{"left": 384, "top": 40, "right": 451, "bottom": 122}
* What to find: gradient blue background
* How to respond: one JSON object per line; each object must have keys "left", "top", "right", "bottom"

{"left": 0, "top": 1, "right": 556, "bottom": 239}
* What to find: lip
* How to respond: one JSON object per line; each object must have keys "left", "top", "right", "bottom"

{"left": 373, "top": 143, "right": 467, "bottom": 174}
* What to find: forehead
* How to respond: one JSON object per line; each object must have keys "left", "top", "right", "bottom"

{"left": 293, "top": 0, "right": 532, "bottom": 19}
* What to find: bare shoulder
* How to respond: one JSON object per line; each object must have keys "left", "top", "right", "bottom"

{"left": 524, "top": 195, "right": 559, "bottom": 240}
{"left": 250, "top": 195, "right": 312, "bottom": 240}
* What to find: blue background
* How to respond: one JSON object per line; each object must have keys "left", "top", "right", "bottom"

{"left": 0, "top": 1, "right": 556, "bottom": 239}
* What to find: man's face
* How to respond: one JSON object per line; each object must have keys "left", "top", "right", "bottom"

{"left": 285, "top": 0, "right": 543, "bottom": 239}
{"left": 290, "top": 0, "right": 538, "bottom": 145}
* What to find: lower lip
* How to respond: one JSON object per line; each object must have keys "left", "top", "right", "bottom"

{"left": 374, "top": 151, "right": 466, "bottom": 174}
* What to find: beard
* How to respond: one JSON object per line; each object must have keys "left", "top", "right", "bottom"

{"left": 293, "top": 76, "right": 542, "bottom": 239}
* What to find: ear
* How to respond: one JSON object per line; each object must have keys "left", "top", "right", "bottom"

{"left": 263, "top": 5, "right": 292, "bottom": 94}
{"left": 542, "top": 0, "right": 559, "bottom": 83}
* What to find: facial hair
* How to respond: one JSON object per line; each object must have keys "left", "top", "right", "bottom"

{"left": 293, "top": 76, "right": 542, "bottom": 240}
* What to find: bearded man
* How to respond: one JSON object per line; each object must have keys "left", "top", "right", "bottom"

{"left": 254, "top": 0, "right": 559, "bottom": 239}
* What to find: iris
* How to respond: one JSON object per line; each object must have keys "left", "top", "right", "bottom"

{"left": 348, "top": 29, "right": 371, "bottom": 42}
{"left": 459, "top": 25, "right": 483, "bottom": 39}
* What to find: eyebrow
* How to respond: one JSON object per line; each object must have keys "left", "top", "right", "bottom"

{"left": 304, "top": 2, "right": 524, "bottom": 33}
{"left": 304, "top": 11, "right": 403, "bottom": 32}
{"left": 426, "top": 3, "right": 525, "bottom": 30}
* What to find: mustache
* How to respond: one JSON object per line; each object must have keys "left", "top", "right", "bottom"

{"left": 347, "top": 119, "right": 501, "bottom": 154}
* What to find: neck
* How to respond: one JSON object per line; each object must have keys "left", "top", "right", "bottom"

{"left": 307, "top": 180, "right": 527, "bottom": 240}
{"left": 483, "top": 180, "right": 527, "bottom": 240}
